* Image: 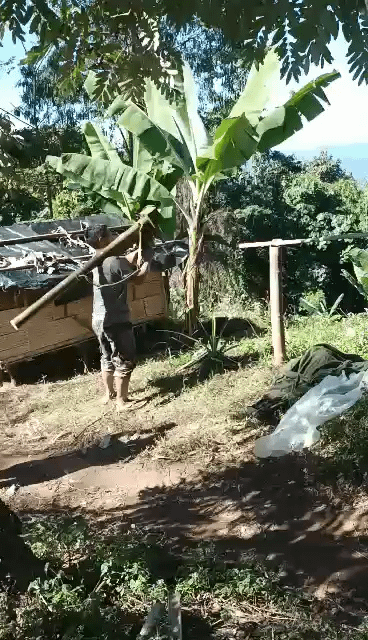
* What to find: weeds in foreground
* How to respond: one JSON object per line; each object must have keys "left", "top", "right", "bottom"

{"left": 1, "top": 517, "right": 368, "bottom": 639}
{"left": 233, "top": 312, "right": 368, "bottom": 367}
{"left": 284, "top": 313, "right": 368, "bottom": 361}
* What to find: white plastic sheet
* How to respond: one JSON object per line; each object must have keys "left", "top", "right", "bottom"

{"left": 254, "top": 369, "right": 368, "bottom": 458}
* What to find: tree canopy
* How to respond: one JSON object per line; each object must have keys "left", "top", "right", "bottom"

{"left": 209, "top": 151, "right": 368, "bottom": 312}
{"left": 2, "top": 1, "right": 368, "bottom": 106}
{"left": 162, "top": 19, "right": 250, "bottom": 121}
{"left": 16, "top": 48, "right": 93, "bottom": 129}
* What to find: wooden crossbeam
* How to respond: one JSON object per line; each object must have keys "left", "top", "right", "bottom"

{"left": 239, "top": 231, "right": 368, "bottom": 249}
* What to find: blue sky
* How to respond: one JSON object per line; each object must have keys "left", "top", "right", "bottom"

{"left": 0, "top": 33, "right": 28, "bottom": 115}
{"left": 273, "top": 35, "right": 368, "bottom": 182}
{"left": 1, "top": 29, "right": 368, "bottom": 181}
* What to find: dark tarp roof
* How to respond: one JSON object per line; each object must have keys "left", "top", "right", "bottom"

{"left": 0, "top": 215, "right": 129, "bottom": 290}
{"left": 0, "top": 216, "right": 188, "bottom": 291}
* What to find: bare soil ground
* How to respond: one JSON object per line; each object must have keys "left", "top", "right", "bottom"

{"left": 1, "top": 351, "right": 368, "bottom": 608}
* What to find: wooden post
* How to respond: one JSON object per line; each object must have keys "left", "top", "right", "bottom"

{"left": 269, "top": 244, "right": 286, "bottom": 366}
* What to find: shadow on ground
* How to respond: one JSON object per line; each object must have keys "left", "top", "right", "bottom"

{"left": 0, "top": 498, "right": 44, "bottom": 589}
{"left": 147, "top": 353, "right": 262, "bottom": 405}
{"left": 93, "top": 454, "right": 368, "bottom": 603}
{"left": 0, "top": 422, "right": 175, "bottom": 487}
{"left": 5, "top": 452, "right": 368, "bottom": 636}
{"left": 7, "top": 435, "right": 368, "bottom": 603}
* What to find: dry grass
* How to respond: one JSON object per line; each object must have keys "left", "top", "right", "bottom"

{"left": 140, "top": 364, "right": 271, "bottom": 466}
{"left": 0, "top": 348, "right": 272, "bottom": 468}
{"left": 3, "top": 311, "right": 368, "bottom": 469}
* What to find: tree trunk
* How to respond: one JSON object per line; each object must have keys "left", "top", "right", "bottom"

{"left": 185, "top": 223, "right": 201, "bottom": 334}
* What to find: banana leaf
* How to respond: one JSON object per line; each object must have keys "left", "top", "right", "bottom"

{"left": 47, "top": 153, "right": 176, "bottom": 236}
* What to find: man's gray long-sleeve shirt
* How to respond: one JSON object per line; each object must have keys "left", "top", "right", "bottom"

{"left": 92, "top": 256, "right": 133, "bottom": 328}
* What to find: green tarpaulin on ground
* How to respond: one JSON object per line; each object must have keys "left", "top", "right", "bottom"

{"left": 248, "top": 343, "right": 368, "bottom": 422}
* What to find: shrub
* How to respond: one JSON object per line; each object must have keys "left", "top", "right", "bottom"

{"left": 52, "top": 189, "right": 99, "bottom": 219}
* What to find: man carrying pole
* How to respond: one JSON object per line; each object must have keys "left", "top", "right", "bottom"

{"left": 85, "top": 223, "right": 154, "bottom": 410}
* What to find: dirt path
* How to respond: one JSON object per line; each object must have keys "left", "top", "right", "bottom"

{"left": 1, "top": 367, "right": 368, "bottom": 605}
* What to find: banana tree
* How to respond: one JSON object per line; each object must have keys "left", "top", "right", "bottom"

{"left": 113, "top": 51, "right": 339, "bottom": 330}
{"left": 343, "top": 248, "right": 368, "bottom": 302}
{"left": 49, "top": 51, "right": 340, "bottom": 331}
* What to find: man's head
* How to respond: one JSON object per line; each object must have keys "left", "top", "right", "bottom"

{"left": 85, "top": 224, "right": 114, "bottom": 250}
{"left": 85, "top": 222, "right": 155, "bottom": 263}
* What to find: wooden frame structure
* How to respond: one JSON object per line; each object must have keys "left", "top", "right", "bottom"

{"left": 239, "top": 232, "right": 368, "bottom": 366}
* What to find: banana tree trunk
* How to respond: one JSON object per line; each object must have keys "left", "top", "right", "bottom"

{"left": 185, "top": 221, "right": 201, "bottom": 334}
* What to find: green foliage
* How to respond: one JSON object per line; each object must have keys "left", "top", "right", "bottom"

{"left": 0, "top": 177, "right": 42, "bottom": 225}
{"left": 169, "top": 286, "right": 186, "bottom": 321}
{"left": 162, "top": 18, "right": 251, "bottom": 126}
{"left": 236, "top": 312, "right": 368, "bottom": 365}
{"left": 0, "top": 107, "right": 88, "bottom": 225}
{"left": 174, "top": 316, "right": 238, "bottom": 376}
{"left": 0, "top": 115, "right": 24, "bottom": 169}
{"left": 47, "top": 130, "right": 176, "bottom": 233}
{"left": 307, "top": 153, "right": 348, "bottom": 183}
{"left": 198, "top": 56, "right": 337, "bottom": 182}
{"left": 319, "top": 395, "right": 368, "bottom": 485}
{"left": 343, "top": 247, "right": 368, "bottom": 301}
{"left": 2, "top": 514, "right": 368, "bottom": 639}
{"left": 281, "top": 157, "right": 367, "bottom": 309}
{"left": 18, "top": 125, "right": 86, "bottom": 167}
{"left": 211, "top": 151, "right": 368, "bottom": 313}
{"left": 23, "top": 516, "right": 89, "bottom": 566}
{"left": 176, "top": 547, "right": 282, "bottom": 602}
{"left": 198, "top": 261, "right": 250, "bottom": 317}
{"left": 0, "top": 164, "right": 61, "bottom": 225}
{"left": 299, "top": 293, "right": 344, "bottom": 317}
{"left": 3, "top": 0, "right": 368, "bottom": 109}
{"left": 0, "top": 514, "right": 348, "bottom": 640}
{"left": 256, "top": 72, "right": 339, "bottom": 152}
{"left": 283, "top": 178, "right": 361, "bottom": 239}
{"left": 52, "top": 188, "right": 100, "bottom": 220}
{"left": 285, "top": 314, "right": 368, "bottom": 361}
{"left": 0, "top": 516, "right": 289, "bottom": 639}
{"left": 16, "top": 49, "right": 94, "bottom": 129}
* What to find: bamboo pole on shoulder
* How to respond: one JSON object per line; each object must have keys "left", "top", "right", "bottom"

{"left": 269, "top": 244, "right": 286, "bottom": 366}
{"left": 10, "top": 215, "right": 154, "bottom": 331}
